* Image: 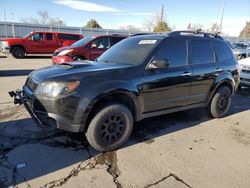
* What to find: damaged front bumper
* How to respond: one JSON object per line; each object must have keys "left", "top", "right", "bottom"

{"left": 9, "top": 90, "right": 44, "bottom": 127}
{"left": 9, "top": 89, "right": 88, "bottom": 132}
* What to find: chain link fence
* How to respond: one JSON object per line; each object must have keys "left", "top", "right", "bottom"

{"left": 0, "top": 22, "right": 137, "bottom": 39}
{"left": 0, "top": 22, "right": 249, "bottom": 43}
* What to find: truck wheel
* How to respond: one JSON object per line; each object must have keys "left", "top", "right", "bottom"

{"left": 86, "top": 103, "right": 133, "bottom": 151}
{"left": 11, "top": 47, "right": 25, "bottom": 58}
{"left": 207, "top": 86, "right": 232, "bottom": 118}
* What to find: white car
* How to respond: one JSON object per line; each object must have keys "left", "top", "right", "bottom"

{"left": 232, "top": 42, "right": 250, "bottom": 59}
{"left": 239, "top": 57, "right": 250, "bottom": 86}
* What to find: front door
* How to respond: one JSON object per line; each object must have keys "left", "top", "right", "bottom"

{"left": 26, "top": 33, "right": 47, "bottom": 53}
{"left": 140, "top": 38, "right": 192, "bottom": 113}
{"left": 89, "top": 37, "right": 111, "bottom": 60}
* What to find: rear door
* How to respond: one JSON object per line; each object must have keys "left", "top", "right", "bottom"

{"left": 141, "top": 38, "right": 193, "bottom": 112}
{"left": 89, "top": 36, "right": 111, "bottom": 60}
{"left": 188, "top": 38, "right": 218, "bottom": 105}
{"left": 44, "top": 33, "right": 59, "bottom": 53}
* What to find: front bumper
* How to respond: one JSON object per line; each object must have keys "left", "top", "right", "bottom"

{"left": 0, "top": 46, "right": 10, "bottom": 54}
{"left": 9, "top": 87, "right": 90, "bottom": 132}
{"left": 240, "top": 70, "right": 250, "bottom": 86}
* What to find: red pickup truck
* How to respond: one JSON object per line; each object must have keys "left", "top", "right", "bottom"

{"left": 0, "top": 31, "right": 83, "bottom": 58}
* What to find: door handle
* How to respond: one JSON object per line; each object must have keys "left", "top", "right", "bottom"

{"left": 181, "top": 72, "right": 192, "bottom": 76}
{"left": 215, "top": 68, "right": 223, "bottom": 72}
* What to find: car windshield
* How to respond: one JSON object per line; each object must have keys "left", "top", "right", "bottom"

{"left": 71, "top": 36, "right": 93, "bottom": 47}
{"left": 23, "top": 32, "right": 32, "bottom": 38}
{"left": 97, "top": 37, "right": 161, "bottom": 65}
{"left": 232, "top": 43, "right": 248, "bottom": 49}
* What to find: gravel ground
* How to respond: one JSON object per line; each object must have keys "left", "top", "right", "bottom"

{"left": 0, "top": 55, "right": 250, "bottom": 188}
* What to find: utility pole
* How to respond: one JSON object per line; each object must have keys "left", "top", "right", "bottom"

{"left": 160, "top": 5, "right": 164, "bottom": 22}
{"left": 11, "top": 12, "right": 15, "bottom": 38}
{"left": 4, "top": 8, "right": 7, "bottom": 38}
{"left": 219, "top": 0, "right": 225, "bottom": 33}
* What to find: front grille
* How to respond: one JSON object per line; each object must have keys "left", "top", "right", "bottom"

{"left": 26, "top": 77, "right": 39, "bottom": 91}
{"left": 242, "top": 69, "right": 250, "bottom": 73}
{"left": 241, "top": 78, "right": 250, "bottom": 82}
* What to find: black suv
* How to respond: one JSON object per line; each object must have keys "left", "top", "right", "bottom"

{"left": 10, "top": 30, "right": 240, "bottom": 151}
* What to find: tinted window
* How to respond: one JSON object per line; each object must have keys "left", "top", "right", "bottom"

{"left": 97, "top": 37, "right": 161, "bottom": 65}
{"left": 111, "top": 37, "right": 125, "bottom": 45}
{"left": 31, "top": 33, "right": 43, "bottom": 41}
{"left": 71, "top": 36, "right": 93, "bottom": 47}
{"left": 92, "top": 37, "right": 110, "bottom": 49}
{"left": 213, "top": 41, "right": 233, "bottom": 62}
{"left": 46, "top": 33, "right": 53, "bottom": 40}
{"left": 191, "top": 40, "right": 214, "bottom": 64}
{"left": 154, "top": 39, "right": 187, "bottom": 67}
{"left": 58, "top": 34, "right": 80, "bottom": 40}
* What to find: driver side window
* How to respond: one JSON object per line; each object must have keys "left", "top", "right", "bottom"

{"left": 92, "top": 37, "right": 110, "bottom": 49}
{"left": 31, "top": 33, "right": 44, "bottom": 41}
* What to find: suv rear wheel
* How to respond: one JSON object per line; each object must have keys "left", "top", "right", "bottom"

{"left": 11, "top": 46, "right": 25, "bottom": 58}
{"left": 86, "top": 103, "right": 133, "bottom": 151}
{"left": 207, "top": 86, "right": 232, "bottom": 118}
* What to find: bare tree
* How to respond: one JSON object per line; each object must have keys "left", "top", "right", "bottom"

{"left": 187, "top": 23, "right": 204, "bottom": 31}
{"left": 119, "top": 25, "right": 141, "bottom": 32}
{"left": 143, "top": 6, "right": 171, "bottom": 32}
{"left": 240, "top": 21, "right": 250, "bottom": 37}
{"left": 209, "top": 22, "right": 220, "bottom": 33}
{"left": 20, "top": 11, "right": 65, "bottom": 26}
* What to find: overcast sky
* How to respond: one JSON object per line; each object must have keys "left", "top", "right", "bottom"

{"left": 0, "top": 0, "right": 249, "bottom": 36}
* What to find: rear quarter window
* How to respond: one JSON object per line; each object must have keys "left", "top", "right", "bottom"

{"left": 213, "top": 41, "right": 233, "bottom": 62}
{"left": 58, "top": 34, "right": 81, "bottom": 40}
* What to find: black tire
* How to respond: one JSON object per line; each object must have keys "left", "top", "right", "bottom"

{"left": 11, "top": 46, "right": 25, "bottom": 58}
{"left": 72, "top": 55, "right": 86, "bottom": 61}
{"left": 207, "top": 86, "right": 232, "bottom": 118}
{"left": 86, "top": 103, "right": 133, "bottom": 151}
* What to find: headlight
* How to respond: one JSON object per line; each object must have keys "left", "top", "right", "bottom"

{"left": 57, "top": 49, "right": 74, "bottom": 56}
{"left": 34, "top": 81, "right": 80, "bottom": 97}
{"left": 234, "top": 51, "right": 240, "bottom": 55}
{"left": 1, "top": 41, "right": 9, "bottom": 47}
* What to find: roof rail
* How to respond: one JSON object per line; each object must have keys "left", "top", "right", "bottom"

{"left": 168, "top": 29, "right": 223, "bottom": 40}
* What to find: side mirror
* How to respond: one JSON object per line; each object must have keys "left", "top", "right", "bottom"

{"left": 91, "top": 43, "right": 97, "bottom": 48}
{"left": 146, "top": 59, "right": 169, "bottom": 70}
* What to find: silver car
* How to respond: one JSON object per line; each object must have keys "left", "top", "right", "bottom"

{"left": 239, "top": 57, "right": 250, "bottom": 86}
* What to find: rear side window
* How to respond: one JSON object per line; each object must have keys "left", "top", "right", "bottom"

{"left": 58, "top": 34, "right": 81, "bottom": 40}
{"left": 213, "top": 41, "right": 233, "bottom": 62}
{"left": 111, "top": 37, "right": 125, "bottom": 45}
{"left": 154, "top": 39, "right": 187, "bottom": 67}
{"left": 46, "top": 33, "right": 53, "bottom": 40}
{"left": 191, "top": 40, "right": 214, "bottom": 64}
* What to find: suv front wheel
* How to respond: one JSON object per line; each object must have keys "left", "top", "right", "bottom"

{"left": 86, "top": 103, "right": 133, "bottom": 151}
{"left": 207, "top": 86, "right": 232, "bottom": 118}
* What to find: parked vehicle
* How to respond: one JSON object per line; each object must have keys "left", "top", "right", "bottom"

{"left": 0, "top": 31, "right": 83, "bottom": 58}
{"left": 52, "top": 34, "right": 127, "bottom": 64}
{"left": 10, "top": 30, "right": 240, "bottom": 151}
{"left": 238, "top": 57, "right": 250, "bottom": 86}
{"left": 231, "top": 42, "right": 250, "bottom": 59}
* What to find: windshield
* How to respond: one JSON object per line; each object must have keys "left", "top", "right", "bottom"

{"left": 23, "top": 32, "right": 32, "bottom": 38}
{"left": 232, "top": 43, "right": 248, "bottom": 49}
{"left": 97, "top": 37, "right": 161, "bottom": 65}
{"left": 71, "top": 36, "right": 93, "bottom": 47}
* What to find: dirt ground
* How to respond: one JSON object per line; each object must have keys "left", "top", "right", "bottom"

{"left": 0, "top": 55, "right": 250, "bottom": 188}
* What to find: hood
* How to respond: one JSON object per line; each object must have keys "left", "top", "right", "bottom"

{"left": 29, "top": 61, "right": 131, "bottom": 82}
{"left": 238, "top": 57, "right": 250, "bottom": 66}
{"left": 55, "top": 45, "right": 77, "bottom": 53}
{"left": 1, "top": 38, "right": 25, "bottom": 44}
